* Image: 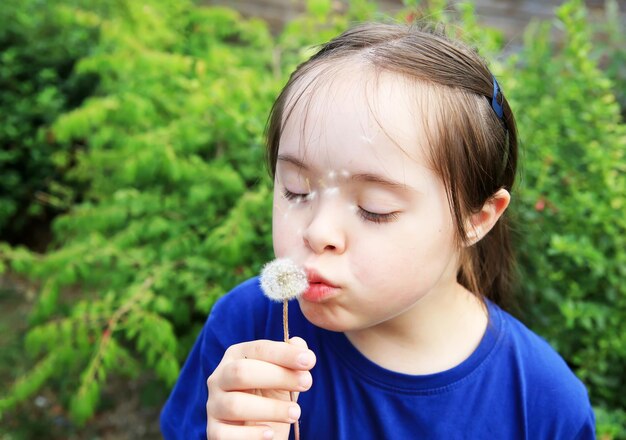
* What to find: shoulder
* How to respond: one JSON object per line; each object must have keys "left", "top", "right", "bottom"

{"left": 493, "top": 305, "right": 596, "bottom": 437}
{"left": 498, "top": 307, "right": 582, "bottom": 393}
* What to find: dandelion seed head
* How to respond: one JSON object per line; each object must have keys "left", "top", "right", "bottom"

{"left": 260, "top": 258, "right": 309, "bottom": 302}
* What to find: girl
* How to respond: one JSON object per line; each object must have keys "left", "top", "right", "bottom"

{"left": 161, "top": 22, "right": 595, "bottom": 439}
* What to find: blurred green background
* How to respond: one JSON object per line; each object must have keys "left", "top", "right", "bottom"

{"left": 0, "top": 0, "right": 625, "bottom": 438}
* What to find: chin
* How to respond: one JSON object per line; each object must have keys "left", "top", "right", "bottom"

{"left": 298, "top": 301, "right": 355, "bottom": 332}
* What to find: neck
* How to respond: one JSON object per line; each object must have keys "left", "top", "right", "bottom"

{"left": 345, "top": 282, "right": 488, "bottom": 375}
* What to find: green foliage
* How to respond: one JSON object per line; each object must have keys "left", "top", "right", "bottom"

{"left": 0, "top": 353, "right": 59, "bottom": 416}
{"left": 593, "top": 0, "right": 626, "bottom": 117}
{"left": 596, "top": 406, "right": 626, "bottom": 440}
{"left": 1, "top": 0, "right": 281, "bottom": 425}
{"left": 0, "top": 0, "right": 100, "bottom": 240}
{"left": 505, "top": 0, "right": 626, "bottom": 434}
{"left": 1, "top": 0, "right": 625, "bottom": 437}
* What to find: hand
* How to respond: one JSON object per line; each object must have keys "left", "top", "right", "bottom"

{"left": 206, "top": 337, "right": 316, "bottom": 440}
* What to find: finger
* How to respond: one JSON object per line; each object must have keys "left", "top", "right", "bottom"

{"left": 227, "top": 340, "right": 316, "bottom": 371}
{"left": 210, "top": 390, "right": 301, "bottom": 424}
{"left": 220, "top": 358, "right": 312, "bottom": 392}
{"left": 289, "top": 336, "right": 308, "bottom": 349}
{"left": 206, "top": 418, "right": 275, "bottom": 440}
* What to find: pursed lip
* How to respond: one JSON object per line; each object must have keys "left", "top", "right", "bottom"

{"left": 305, "top": 268, "right": 338, "bottom": 288}
{"left": 302, "top": 268, "right": 340, "bottom": 302}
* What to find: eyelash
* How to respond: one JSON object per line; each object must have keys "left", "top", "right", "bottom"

{"left": 282, "top": 189, "right": 399, "bottom": 224}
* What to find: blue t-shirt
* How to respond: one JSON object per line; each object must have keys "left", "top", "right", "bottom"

{"left": 160, "top": 277, "right": 595, "bottom": 439}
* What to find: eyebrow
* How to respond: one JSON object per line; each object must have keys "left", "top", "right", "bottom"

{"left": 277, "top": 153, "right": 415, "bottom": 191}
{"left": 277, "top": 154, "right": 308, "bottom": 170}
{"left": 350, "top": 172, "right": 410, "bottom": 190}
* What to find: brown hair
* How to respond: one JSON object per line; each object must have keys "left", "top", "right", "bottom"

{"left": 265, "top": 22, "right": 518, "bottom": 308}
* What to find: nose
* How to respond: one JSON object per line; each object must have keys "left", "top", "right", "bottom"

{"left": 302, "top": 203, "right": 346, "bottom": 255}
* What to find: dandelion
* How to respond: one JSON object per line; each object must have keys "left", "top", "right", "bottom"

{"left": 260, "top": 258, "right": 308, "bottom": 302}
{"left": 260, "top": 258, "right": 309, "bottom": 440}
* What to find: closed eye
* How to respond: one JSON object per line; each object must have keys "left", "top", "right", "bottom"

{"left": 284, "top": 188, "right": 399, "bottom": 224}
{"left": 358, "top": 209, "right": 399, "bottom": 224}
{"left": 283, "top": 188, "right": 308, "bottom": 203}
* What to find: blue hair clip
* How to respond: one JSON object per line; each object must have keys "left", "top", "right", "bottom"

{"left": 491, "top": 75, "right": 504, "bottom": 120}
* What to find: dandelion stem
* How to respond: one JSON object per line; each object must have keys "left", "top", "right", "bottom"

{"left": 283, "top": 299, "right": 289, "bottom": 343}
{"left": 283, "top": 299, "right": 300, "bottom": 440}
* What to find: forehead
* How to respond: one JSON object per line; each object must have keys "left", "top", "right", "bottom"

{"left": 279, "top": 62, "right": 437, "bottom": 172}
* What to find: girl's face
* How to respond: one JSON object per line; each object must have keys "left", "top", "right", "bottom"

{"left": 272, "top": 69, "right": 463, "bottom": 333}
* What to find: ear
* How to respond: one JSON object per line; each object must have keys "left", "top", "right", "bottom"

{"left": 465, "top": 188, "right": 510, "bottom": 246}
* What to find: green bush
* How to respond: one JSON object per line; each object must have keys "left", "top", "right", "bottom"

{"left": 592, "top": 0, "right": 626, "bottom": 118}
{"left": 0, "top": 0, "right": 359, "bottom": 425}
{"left": 0, "top": 0, "right": 99, "bottom": 242}
{"left": 506, "top": 0, "right": 626, "bottom": 434}
{"left": 0, "top": 0, "right": 624, "bottom": 437}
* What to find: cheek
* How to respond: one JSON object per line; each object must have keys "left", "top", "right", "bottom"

{"left": 348, "top": 229, "right": 407, "bottom": 284}
{"left": 349, "top": 216, "right": 457, "bottom": 287}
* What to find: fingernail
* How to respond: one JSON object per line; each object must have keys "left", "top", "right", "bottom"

{"left": 288, "top": 405, "right": 301, "bottom": 421}
{"left": 263, "top": 429, "right": 274, "bottom": 439}
{"left": 297, "top": 351, "right": 314, "bottom": 367}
